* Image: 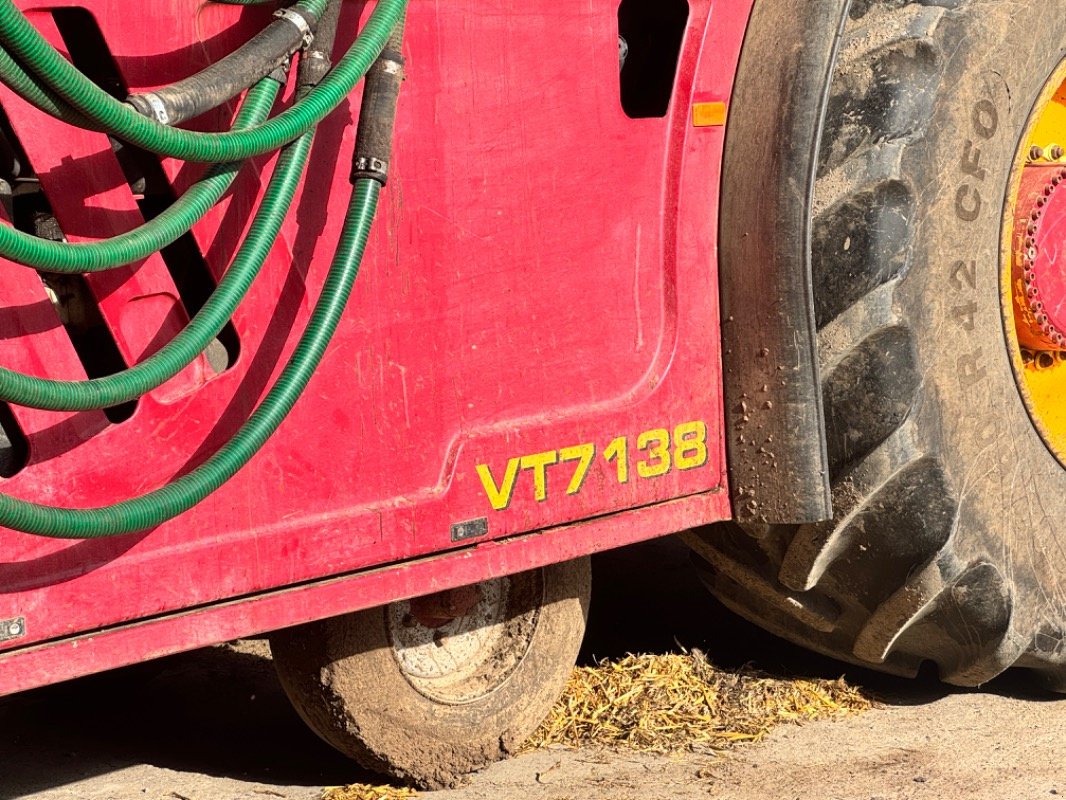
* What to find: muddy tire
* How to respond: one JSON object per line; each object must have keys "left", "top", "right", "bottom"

{"left": 687, "top": 0, "right": 1066, "bottom": 687}
{"left": 268, "top": 558, "right": 590, "bottom": 787}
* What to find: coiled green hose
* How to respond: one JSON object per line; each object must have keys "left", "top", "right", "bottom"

{"left": 0, "top": 124, "right": 313, "bottom": 411}
{"left": 0, "top": 0, "right": 406, "bottom": 162}
{"left": 0, "top": 1, "right": 402, "bottom": 536}
{"left": 0, "top": 180, "right": 380, "bottom": 538}
{"left": 0, "top": 79, "right": 278, "bottom": 272}
{"left": 0, "top": 45, "right": 88, "bottom": 128}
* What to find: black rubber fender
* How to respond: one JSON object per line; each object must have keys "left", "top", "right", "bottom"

{"left": 718, "top": 0, "right": 853, "bottom": 525}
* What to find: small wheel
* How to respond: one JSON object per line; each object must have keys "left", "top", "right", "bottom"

{"left": 689, "top": 0, "right": 1066, "bottom": 688}
{"left": 268, "top": 558, "right": 590, "bottom": 787}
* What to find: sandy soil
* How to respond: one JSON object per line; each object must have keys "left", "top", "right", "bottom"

{"left": 3, "top": 539, "right": 1065, "bottom": 800}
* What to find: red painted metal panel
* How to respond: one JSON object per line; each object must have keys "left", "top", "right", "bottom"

{"left": 0, "top": 0, "right": 754, "bottom": 693}
{"left": 0, "top": 491, "right": 729, "bottom": 695}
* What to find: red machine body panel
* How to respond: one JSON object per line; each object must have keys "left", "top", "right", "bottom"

{"left": 0, "top": 0, "right": 753, "bottom": 692}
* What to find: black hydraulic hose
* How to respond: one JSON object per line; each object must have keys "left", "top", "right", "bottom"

{"left": 0, "top": 0, "right": 405, "bottom": 162}
{"left": 298, "top": 0, "right": 342, "bottom": 88}
{"left": 351, "top": 17, "right": 404, "bottom": 186}
{"left": 126, "top": 3, "right": 318, "bottom": 126}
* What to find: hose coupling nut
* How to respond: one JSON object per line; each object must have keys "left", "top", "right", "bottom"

{"left": 352, "top": 156, "right": 389, "bottom": 186}
{"left": 274, "top": 7, "right": 315, "bottom": 49}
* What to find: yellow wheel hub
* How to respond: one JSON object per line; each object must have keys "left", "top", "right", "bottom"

{"left": 1003, "top": 63, "right": 1066, "bottom": 462}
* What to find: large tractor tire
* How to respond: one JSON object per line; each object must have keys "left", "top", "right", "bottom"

{"left": 687, "top": 0, "right": 1066, "bottom": 688}
{"left": 268, "top": 558, "right": 590, "bottom": 787}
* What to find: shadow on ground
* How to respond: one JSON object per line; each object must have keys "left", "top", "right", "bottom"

{"left": 0, "top": 536, "right": 1051, "bottom": 798}
{"left": 0, "top": 641, "right": 365, "bottom": 798}
{"left": 581, "top": 536, "right": 1052, "bottom": 706}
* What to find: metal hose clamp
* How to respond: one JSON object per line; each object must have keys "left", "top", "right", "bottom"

{"left": 135, "top": 92, "right": 171, "bottom": 125}
{"left": 274, "top": 7, "right": 315, "bottom": 49}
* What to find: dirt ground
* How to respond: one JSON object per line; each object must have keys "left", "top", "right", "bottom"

{"left": 3, "top": 538, "right": 1065, "bottom": 800}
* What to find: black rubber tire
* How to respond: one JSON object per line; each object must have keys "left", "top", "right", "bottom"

{"left": 268, "top": 558, "right": 590, "bottom": 788}
{"left": 687, "top": 0, "right": 1066, "bottom": 688}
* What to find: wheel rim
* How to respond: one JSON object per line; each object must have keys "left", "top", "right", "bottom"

{"left": 1002, "top": 58, "right": 1066, "bottom": 465}
{"left": 386, "top": 572, "right": 543, "bottom": 705}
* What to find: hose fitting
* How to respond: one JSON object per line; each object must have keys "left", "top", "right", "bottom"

{"left": 126, "top": 3, "right": 318, "bottom": 127}
{"left": 297, "top": 0, "right": 341, "bottom": 90}
{"left": 351, "top": 21, "right": 404, "bottom": 186}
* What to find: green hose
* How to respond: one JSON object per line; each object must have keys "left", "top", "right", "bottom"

{"left": 0, "top": 127, "right": 313, "bottom": 411}
{"left": 0, "top": 45, "right": 89, "bottom": 128}
{"left": 0, "top": 79, "right": 291, "bottom": 410}
{"left": 0, "top": 180, "right": 380, "bottom": 538}
{"left": 0, "top": 0, "right": 407, "bottom": 162}
{"left": 0, "top": 81, "right": 289, "bottom": 411}
{"left": 0, "top": 0, "right": 321, "bottom": 131}
{"left": 0, "top": 1, "right": 396, "bottom": 536}
{"left": 0, "top": 79, "right": 279, "bottom": 272}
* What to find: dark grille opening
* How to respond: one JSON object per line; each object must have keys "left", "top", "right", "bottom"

{"left": 618, "top": 0, "right": 689, "bottom": 119}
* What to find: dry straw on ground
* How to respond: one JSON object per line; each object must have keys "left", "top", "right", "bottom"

{"left": 323, "top": 785, "right": 419, "bottom": 800}
{"left": 322, "top": 650, "right": 872, "bottom": 800}
{"left": 525, "top": 649, "right": 872, "bottom": 753}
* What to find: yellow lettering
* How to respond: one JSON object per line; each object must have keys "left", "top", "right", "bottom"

{"left": 520, "top": 450, "right": 559, "bottom": 502}
{"left": 476, "top": 458, "right": 521, "bottom": 511}
{"left": 674, "top": 421, "right": 709, "bottom": 470}
{"left": 560, "top": 444, "right": 595, "bottom": 495}
{"left": 637, "top": 428, "right": 671, "bottom": 478}
{"left": 604, "top": 436, "right": 629, "bottom": 484}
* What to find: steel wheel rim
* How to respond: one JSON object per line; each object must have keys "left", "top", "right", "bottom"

{"left": 386, "top": 572, "right": 543, "bottom": 705}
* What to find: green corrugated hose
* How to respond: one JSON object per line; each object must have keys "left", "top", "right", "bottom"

{"left": 0, "top": 45, "right": 89, "bottom": 128}
{"left": 0, "top": 2, "right": 403, "bottom": 536}
{"left": 0, "top": 78, "right": 277, "bottom": 272}
{"left": 0, "top": 0, "right": 406, "bottom": 162}
{"left": 0, "top": 118, "right": 312, "bottom": 411}
{"left": 0, "top": 180, "right": 380, "bottom": 538}
{"left": 0, "top": 0, "right": 332, "bottom": 129}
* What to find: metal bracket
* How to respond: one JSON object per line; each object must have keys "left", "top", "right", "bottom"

{"left": 352, "top": 156, "right": 389, "bottom": 185}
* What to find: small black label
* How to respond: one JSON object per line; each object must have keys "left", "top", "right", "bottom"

{"left": 451, "top": 517, "right": 489, "bottom": 542}
{"left": 0, "top": 617, "right": 25, "bottom": 643}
